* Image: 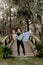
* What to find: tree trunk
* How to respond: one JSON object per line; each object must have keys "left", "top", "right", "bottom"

{"left": 41, "top": 24, "right": 43, "bottom": 42}
{"left": 25, "top": 18, "right": 29, "bottom": 31}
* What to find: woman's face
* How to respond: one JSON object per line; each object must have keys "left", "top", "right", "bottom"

{"left": 12, "top": 30, "right": 16, "bottom": 34}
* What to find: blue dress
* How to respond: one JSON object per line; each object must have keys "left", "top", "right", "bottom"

{"left": 18, "top": 31, "right": 31, "bottom": 42}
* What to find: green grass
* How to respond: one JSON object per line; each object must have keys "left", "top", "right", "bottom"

{"left": 0, "top": 35, "right": 5, "bottom": 42}
{"left": 0, "top": 57, "right": 43, "bottom": 65}
{"left": 0, "top": 45, "right": 3, "bottom": 57}
{"left": 0, "top": 35, "right": 6, "bottom": 57}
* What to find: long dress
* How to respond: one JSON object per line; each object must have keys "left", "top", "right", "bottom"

{"left": 18, "top": 30, "right": 32, "bottom": 42}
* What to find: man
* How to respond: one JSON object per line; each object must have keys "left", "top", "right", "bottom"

{"left": 17, "top": 28, "right": 25, "bottom": 56}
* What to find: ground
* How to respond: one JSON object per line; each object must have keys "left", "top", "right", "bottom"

{"left": 11, "top": 41, "right": 34, "bottom": 57}
{"left": 0, "top": 41, "right": 43, "bottom": 65}
{"left": 0, "top": 57, "right": 43, "bottom": 65}
{"left": 0, "top": 36, "right": 43, "bottom": 65}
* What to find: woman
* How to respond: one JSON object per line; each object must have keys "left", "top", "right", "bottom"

{"left": 12, "top": 30, "right": 17, "bottom": 42}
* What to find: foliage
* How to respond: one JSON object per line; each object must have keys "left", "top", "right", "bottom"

{"left": 35, "top": 41, "right": 43, "bottom": 57}
{"left": 0, "top": 41, "right": 3, "bottom": 45}
{"left": 2, "top": 45, "right": 12, "bottom": 58}
{"left": 0, "top": 45, "right": 2, "bottom": 57}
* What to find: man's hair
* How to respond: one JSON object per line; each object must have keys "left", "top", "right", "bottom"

{"left": 17, "top": 28, "right": 22, "bottom": 32}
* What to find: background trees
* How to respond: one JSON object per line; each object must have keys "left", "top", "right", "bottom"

{"left": 0, "top": 0, "right": 43, "bottom": 42}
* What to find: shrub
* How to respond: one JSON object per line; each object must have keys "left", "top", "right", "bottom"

{"left": 2, "top": 46, "right": 12, "bottom": 58}
{"left": 0, "top": 41, "right": 3, "bottom": 45}
{"left": 35, "top": 41, "right": 43, "bottom": 57}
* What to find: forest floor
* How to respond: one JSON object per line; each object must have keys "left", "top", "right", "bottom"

{"left": 0, "top": 57, "right": 43, "bottom": 65}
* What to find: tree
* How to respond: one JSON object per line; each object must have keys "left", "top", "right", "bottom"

{"left": 17, "top": 0, "right": 32, "bottom": 31}
{"left": 37, "top": 0, "right": 43, "bottom": 42}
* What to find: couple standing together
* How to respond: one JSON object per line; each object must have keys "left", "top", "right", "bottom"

{"left": 12, "top": 28, "right": 25, "bottom": 56}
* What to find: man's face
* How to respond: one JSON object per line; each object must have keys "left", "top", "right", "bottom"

{"left": 17, "top": 29, "right": 21, "bottom": 32}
